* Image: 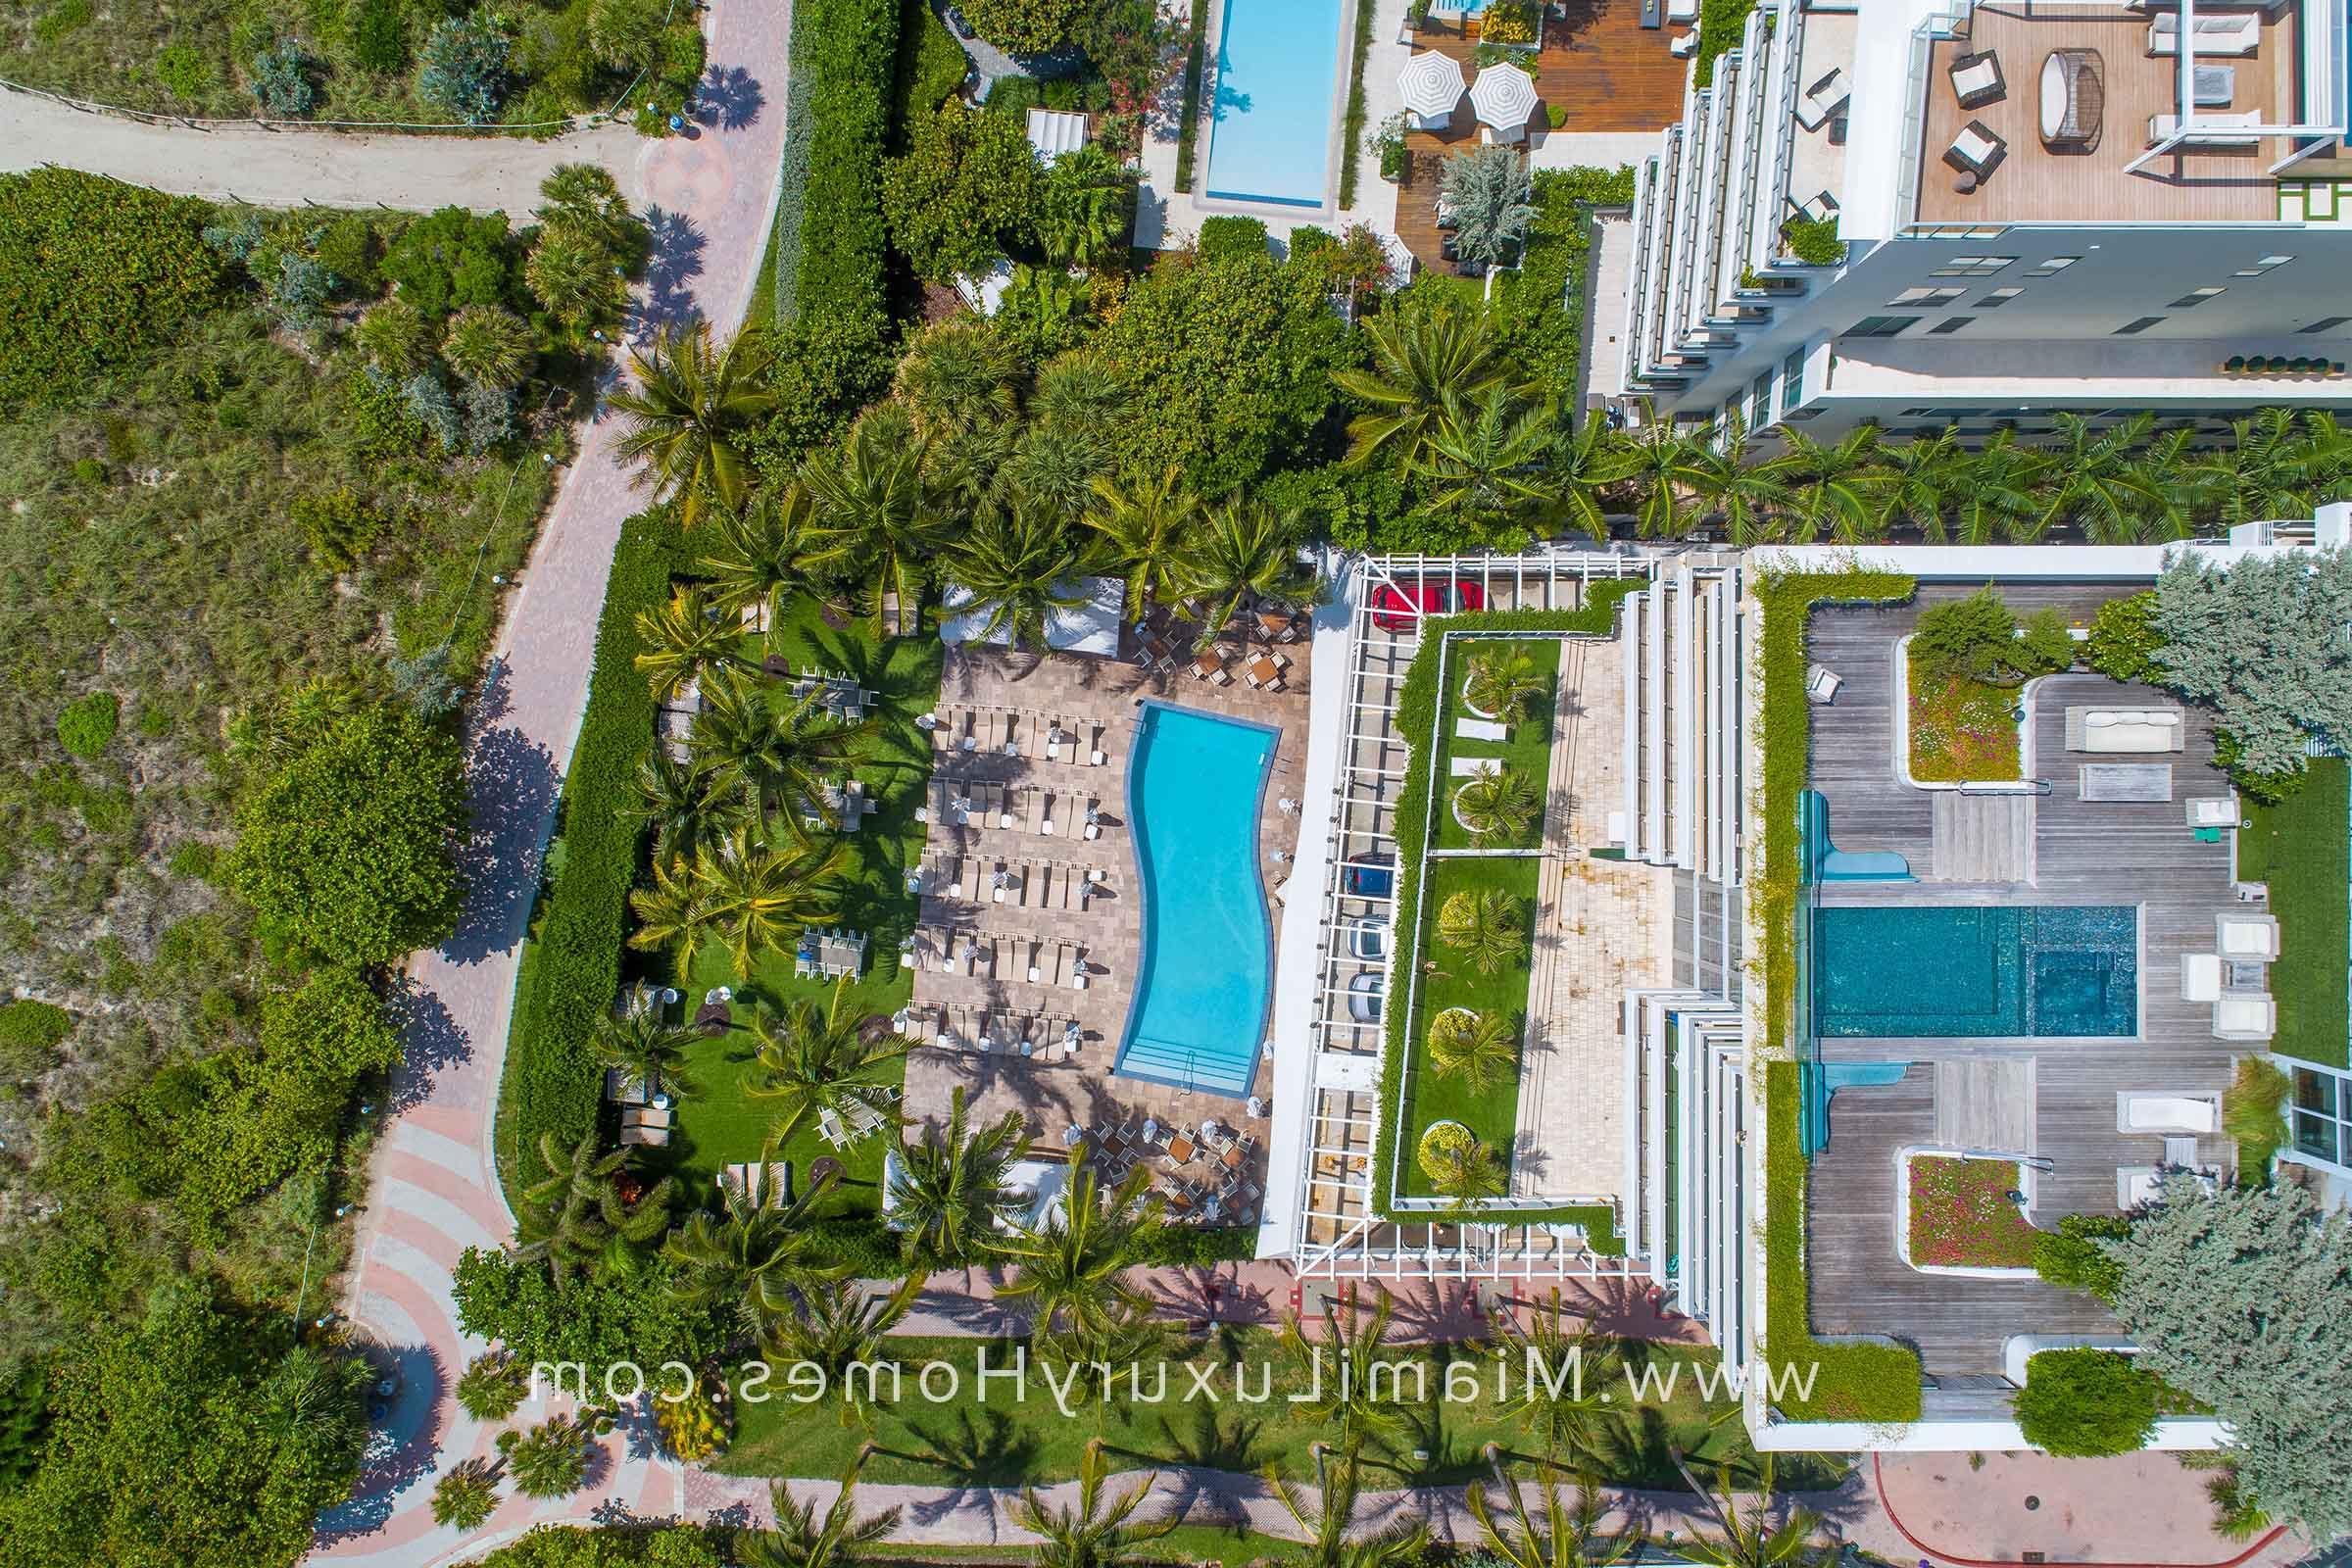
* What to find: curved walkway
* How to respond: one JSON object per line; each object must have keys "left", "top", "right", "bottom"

{"left": 312, "top": 1, "right": 788, "bottom": 1561}
{"left": 0, "top": 82, "right": 651, "bottom": 212}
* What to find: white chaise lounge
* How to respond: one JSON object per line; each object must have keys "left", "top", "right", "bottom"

{"left": 2214, "top": 992, "right": 2277, "bottom": 1042}
{"left": 2216, "top": 910, "right": 2281, "bottom": 961}
{"left": 2117, "top": 1092, "right": 2220, "bottom": 1134}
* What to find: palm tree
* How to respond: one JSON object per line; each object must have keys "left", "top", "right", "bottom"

{"left": 501, "top": 1416, "right": 591, "bottom": 1498}
{"left": 1426, "top": 1131, "right": 1509, "bottom": 1215}
{"left": 535, "top": 163, "right": 637, "bottom": 259}
{"left": 514, "top": 1129, "right": 673, "bottom": 1288}
{"left": 1468, "top": 1455, "right": 1642, "bottom": 1568}
{"left": 1009, "top": 421, "right": 1115, "bottom": 525}
{"left": 665, "top": 1161, "right": 845, "bottom": 1336}
{"left": 1011, "top": 1438, "right": 1173, "bottom": 1568}
{"left": 627, "top": 853, "right": 719, "bottom": 969}
{"left": 2191, "top": 407, "right": 2349, "bottom": 529}
{"left": 1083, "top": 465, "right": 1200, "bottom": 621}
{"left": 1438, "top": 886, "right": 1528, "bottom": 974}
{"left": 524, "top": 226, "right": 626, "bottom": 329}
{"left": 1263, "top": 1448, "right": 1428, "bottom": 1568}
{"left": 760, "top": 1276, "right": 924, "bottom": 1427}
{"left": 1668, "top": 1452, "right": 1832, "bottom": 1568}
{"left": 692, "top": 824, "right": 850, "bottom": 973}
{"left": 1031, "top": 349, "right": 1130, "bottom": 434}
{"left": 352, "top": 297, "right": 433, "bottom": 374}
{"left": 1429, "top": 1008, "right": 1521, "bottom": 1092}
{"left": 1944, "top": 428, "right": 2043, "bottom": 544}
{"left": 430, "top": 1460, "right": 500, "bottom": 1530}
{"left": 1279, "top": 1291, "right": 1409, "bottom": 1458}
{"left": 892, "top": 319, "right": 1024, "bottom": 438}
{"left": 1683, "top": 420, "right": 1794, "bottom": 545}
{"left": 1544, "top": 413, "right": 1635, "bottom": 543}
{"left": 1465, "top": 647, "right": 1549, "bottom": 722}
{"left": 1169, "top": 501, "right": 1317, "bottom": 642}
{"left": 803, "top": 405, "right": 955, "bottom": 630}
{"left": 1454, "top": 762, "right": 1543, "bottom": 845}
{"left": 700, "top": 485, "right": 821, "bottom": 622}
{"left": 634, "top": 584, "right": 751, "bottom": 704}
{"left": 947, "top": 505, "right": 1088, "bottom": 654}
{"left": 592, "top": 1008, "right": 702, "bottom": 1101}
{"left": 610, "top": 320, "right": 779, "bottom": 527}
{"left": 886, "top": 1088, "right": 1030, "bottom": 1266}
{"left": 2025, "top": 412, "right": 2173, "bottom": 543}
{"left": 1036, "top": 146, "right": 1135, "bottom": 267}
{"left": 746, "top": 976, "right": 915, "bottom": 1148}
{"left": 689, "top": 669, "right": 871, "bottom": 833}
{"left": 1421, "top": 386, "right": 1564, "bottom": 546}
{"left": 1439, "top": 141, "right": 1538, "bottom": 267}
{"left": 1773, "top": 426, "right": 1886, "bottom": 544}
{"left": 740, "top": 1449, "right": 903, "bottom": 1568}
{"left": 923, "top": 416, "right": 1019, "bottom": 517}
{"left": 997, "top": 1159, "right": 1155, "bottom": 1339}
{"left": 1867, "top": 427, "right": 1960, "bottom": 540}
{"left": 1616, "top": 416, "right": 1714, "bottom": 539}
{"left": 441, "top": 304, "right": 536, "bottom": 390}
{"left": 1332, "top": 299, "right": 1514, "bottom": 472}
{"left": 1490, "top": 1299, "right": 1620, "bottom": 1463}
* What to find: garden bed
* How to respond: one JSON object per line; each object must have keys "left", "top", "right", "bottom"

{"left": 1903, "top": 1152, "right": 2039, "bottom": 1272}
{"left": 1394, "top": 855, "right": 1539, "bottom": 1199}
{"left": 1430, "top": 637, "right": 1558, "bottom": 851}
{"left": 2235, "top": 758, "right": 2349, "bottom": 1069}
{"left": 1900, "top": 637, "right": 2025, "bottom": 784}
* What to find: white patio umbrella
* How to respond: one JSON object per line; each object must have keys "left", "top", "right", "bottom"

{"left": 1470, "top": 62, "right": 1539, "bottom": 140}
{"left": 1396, "top": 50, "right": 1465, "bottom": 130}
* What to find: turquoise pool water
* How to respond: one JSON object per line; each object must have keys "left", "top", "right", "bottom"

{"left": 1813, "top": 906, "right": 2137, "bottom": 1038}
{"left": 1114, "top": 703, "right": 1277, "bottom": 1096}
{"left": 1202, "top": 0, "right": 1343, "bottom": 207}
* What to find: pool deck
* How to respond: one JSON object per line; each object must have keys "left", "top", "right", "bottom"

{"left": 901, "top": 628, "right": 1313, "bottom": 1210}
{"left": 1800, "top": 583, "right": 2244, "bottom": 1381}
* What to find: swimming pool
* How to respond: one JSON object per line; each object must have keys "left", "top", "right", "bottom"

{"left": 1201, "top": 0, "right": 1345, "bottom": 208}
{"left": 1813, "top": 905, "right": 2138, "bottom": 1038}
{"left": 1113, "top": 703, "right": 1277, "bottom": 1096}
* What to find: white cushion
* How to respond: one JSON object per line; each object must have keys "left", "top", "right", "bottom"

{"left": 2086, "top": 712, "right": 2119, "bottom": 728}
{"left": 2146, "top": 710, "right": 2180, "bottom": 726}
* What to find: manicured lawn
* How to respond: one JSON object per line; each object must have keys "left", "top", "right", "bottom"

{"left": 1431, "top": 639, "right": 1559, "bottom": 852}
{"left": 1907, "top": 1155, "right": 2037, "bottom": 1268}
{"left": 2235, "top": 758, "right": 2349, "bottom": 1069}
{"left": 1906, "top": 662, "right": 2021, "bottom": 783}
{"left": 718, "top": 1331, "right": 1832, "bottom": 1492}
{"left": 1395, "top": 856, "right": 1541, "bottom": 1199}
{"left": 634, "top": 594, "right": 943, "bottom": 1216}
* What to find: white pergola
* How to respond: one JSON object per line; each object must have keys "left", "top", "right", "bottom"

{"left": 1397, "top": 50, "right": 1466, "bottom": 131}
{"left": 1469, "top": 62, "right": 1540, "bottom": 142}
{"left": 2124, "top": 0, "right": 2347, "bottom": 175}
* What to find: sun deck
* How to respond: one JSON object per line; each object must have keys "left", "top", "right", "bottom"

{"left": 1798, "top": 583, "right": 2244, "bottom": 1379}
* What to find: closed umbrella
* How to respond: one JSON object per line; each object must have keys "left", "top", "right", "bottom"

{"left": 1397, "top": 50, "right": 1465, "bottom": 130}
{"left": 1470, "top": 62, "right": 1539, "bottom": 140}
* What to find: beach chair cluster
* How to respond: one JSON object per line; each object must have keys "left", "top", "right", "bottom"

{"left": 924, "top": 705, "right": 1110, "bottom": 767}
{"left": 816, "top": 1083, "right": 900, "bottom": 1149}
{"left": 793, "top": 926, "right": 868, "bottom": 980}
{"left": 903, "top": 926, "right": 1095, "bottom": 990}
{"left": 765, "top": 662, "right": 876, "bottom": 722}
{"left": 918, "top": 775, "right": 1104, "bottom": 841}
{"left": 913, "top": 849, "right": 1110, "bottom": 913}
{"left": 919, "top": 1003, "right": 1085, "bottom": 1059}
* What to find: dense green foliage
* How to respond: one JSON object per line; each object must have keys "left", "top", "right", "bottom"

{"left": 0, "top": 172, "right": 224, "bottom": 411}
{"left": 883, "top": 100, "right": 1046, "bottom": 282}
{"left": 958, "top": 0, "right": 1086, "bottom": 52}
{"left": 2222, "top": 1055, "right": 2291, "bottom": 1171}
{"left": 52, "top": 693, "right": 119, "bottom": 760}
{"left": 1693, "top": 0, "right": 1759, "bottom": 88}
{"left": 452, "top": 1246, "right": 721, "bottom": 1373}
{"left": 784, "top": 0, "right": 899, "bottom": 329}
{"left": 2084, "top": 590, "right": 2162, "bottom": 682}
{"left": 2151, "top": 547, "right": 2352, "bottom": 779}
{"left": 0, "top": 1002, "right": 71, "bottom": 1081}
{"left": 470, "top": 1525, "right": 726, "bottom": 1567}
{"left": 1197, "top": 216, "right": 1270, "bottom": 266}
{"left": 2015, "top": 1348, "right": 2162, "bottom": 1457}
{"left": 2033, "top": 1212, "right": 2131, "bottom": 1300}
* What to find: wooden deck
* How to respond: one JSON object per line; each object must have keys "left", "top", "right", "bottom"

{"left": 1396, "top": 0, "right": 1683, "bottom": 276}
{"left": 1916, "top": 4, "right": 2295, "bottom": 225}
{"left": 1798, "top": 583, "right": 2245, "bottom": 1379}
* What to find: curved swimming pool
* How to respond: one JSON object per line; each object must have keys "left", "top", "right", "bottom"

{"left": 1113, "top": 702, "right": 1277, "bottom": 1096}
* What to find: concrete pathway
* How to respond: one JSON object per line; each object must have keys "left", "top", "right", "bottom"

{"left": 312, "top": 1, "right": 788, "bottom": 1562}
{"left": 0, "top": 83, "right": 654, "bottom": 213}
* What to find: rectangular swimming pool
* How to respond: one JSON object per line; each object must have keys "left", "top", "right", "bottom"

{"left": 1113, "top": 703, "right": 1277, "bottom": 1096}
{"left": 1201, "top": 0, "right": 1345, "bottom": 208}
{"left": 1813, "top": 905, "right": 2138, "bottom": 1038}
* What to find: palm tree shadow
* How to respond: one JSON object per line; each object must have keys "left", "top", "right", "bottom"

{"left": 891, "top": 1405, "right": 1041, "bottom": 1494}
{"left": 1143, "top": 1403, "right": 1268, "bottom": 1473}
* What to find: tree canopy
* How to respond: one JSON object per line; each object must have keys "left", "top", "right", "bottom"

{"left": 2149, "top": 546, "right": 2352, "bottom": 778}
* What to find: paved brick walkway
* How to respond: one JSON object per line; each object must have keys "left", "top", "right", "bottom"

{"left": 314, "top": 1, "right": 791, "bottom": 1561}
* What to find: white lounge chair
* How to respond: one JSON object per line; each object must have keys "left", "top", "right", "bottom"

{"left": 2180, "top": 953, "right": 2223, "bottom": 1002}
{"left": 1805, "top": 663, "right": 1842, "bottom": 705}
{"left": 1794, "top": 67, "right": 1849, "bottom": 131}
{"left": 2117, "top": 1092, "right": 2220, "bottom": 1134}
{"left": 2147, "top": 11, "right": 2261, "bottom": 57}
{"left": 1944, "top": 119, "right": 2008, "bottom": 175}
{"left": 1450, "top": 758, "right": 1497, "bottom": 778}
{"left": 2214, "top": 992, "right": 2277, "bottom": 1042}
{"left": 1456, "top": 717, "right": 1509, "bottom": 742}
{"left": 2216, "top": 910, "right": 2280, "bottom": 961}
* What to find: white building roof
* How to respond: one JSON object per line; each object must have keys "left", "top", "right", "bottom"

{"left": 939, "top": 574, "right": 1126, "bottom": 656}
{"left": 1026, "top": 108, "right": 1090, "bottom": 164}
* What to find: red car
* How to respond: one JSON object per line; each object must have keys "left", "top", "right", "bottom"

{"left": 1371, "top": 578, "right": 1486, "bottom": 631}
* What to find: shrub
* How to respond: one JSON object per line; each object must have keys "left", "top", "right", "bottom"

{"left": 1337, "top": 0, "right": 1377, "bottom": 208}
{"left": 2033, "top": 1212, "right": 2132, "bottom": 1301}
{"left": 55, "top": 693, "right": 119, "bottom": 760}
{"left": 155, "top": 43, "right": 214, "bottom": 101}
{"left": 2015, "top": 1348, "right": 2161, "bottom": 1457}
{"left": 452, "top": 1246, "right": 719, "bottom": 1369}
{"left": 225, "top": 702, "right": 466, "bottom": 967}
{"left": 652, "top": 1382, "right": 730, "bottom": 1461}
{"left": 418, "top": 12, "right": 513, "bottom": 123}
{"left": 1783, "top": 215, "right": 1842, "bottom": 267}
{"left": 0, "top": 1000, "right": 72, "bottom": 1079}
{"left": 1911, "top": 586, "right": 2070, "bottom": 687}
{"left": 35, "top": 0, "right": 93, "bottom": 42}
{"left": 0, "top": 171, "right": 224, "bottom": 411}
{"left": 431, "top": 1463, "right": 498, "bottom": 1531}
{"left": 498, "top": 512, "right": 684, "bottom": 1194}
{"left": 1197, "top": 215, "right": 1270, "bottom": 266}
{"left": 881, "top": 100, "right": 1044, "bottom": 283}
{"left": 350, "top": 0, "right": 412, "bottom": 73}
{"left": 315, "top": 217, "right": 381, "bottom": 294}
{"left": 267, "top": 252, "right": 333, "bottom": 332}
{"left": 957, "top": 0, "right": 1085, "bottom": 53}
{"left": 381, "top": 207, "right": 518, "bottom": 319}
{"left": 454, "top": 1350, "right": 529, "bottom": 1421}
{"left": 2085, "top": 590, "right": 2161, "bottom": 683}
{"left": 2222, "top": 1055, "right": 2291, "bottom": 1173}
{"left": 771, "top": 0, "right": 898, "bottom": 326}
{"left": 292, "top": 487, "right": 387, "bottom": 571}
{"left": 249, "top": 37, "right": 316, "bottom": 117}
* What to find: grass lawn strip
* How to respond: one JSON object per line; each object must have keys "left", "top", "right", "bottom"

{"left": 1396, "top": 856, "right": 1541, "bottom": 1199}
{"left": 1906, "top": 662, "right": 2021, "bottom": 784}
{"left": 1907, "top": 1154, "right": 2037, "bottom": 1268}
{"left": 2235, "top": 758, "right": 2349, "bottom": 1069}
{"left": 1431, "top": 637, "right": 1560, "bottom": 852}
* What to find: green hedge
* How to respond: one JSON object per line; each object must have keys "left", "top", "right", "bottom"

{"left": 1491, "top": 169, "right": 1631, "bottom": 402}
{"left": 1693, "top": 0, "right": 1758, "bottom": 88}
{"left": 494, "top": 510, "right": 688, "bottom": 1202}
{"left": 1171, "top": 2, "right": 1209, "bottom": 194}
{"left": 1370, "top": 586, "right": 1643, "bottom": 1251}
{"left": 770, "top": 0, "right": 900, "bottom": 327}
{"left": 1336, "top": 0, "right": 1378, "bottom": 209}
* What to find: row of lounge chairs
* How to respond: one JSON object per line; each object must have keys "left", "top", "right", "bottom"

{"left": 916, "top": 851, "right": 1109, "bottom": 912}
{"left": 907, "top": 1002, "right": 1085, "bottom": 1059}
{"left": 918, "top": 776, "right": 1104, "bottom": 840}
{"left": 925, "top": 706, "right": 1110, "bottom": 766}
{"left": 904, "top": 925, "right": 1094, "bottom": 990}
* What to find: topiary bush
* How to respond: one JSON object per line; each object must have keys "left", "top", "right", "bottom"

{"left": 55, "top": 693, "right": 119, "bottom": 760}
{"left": 1197, "top": 215, "right": 1271, "bottom": 266}
{"left": 2015, "top": 1348, "right": 2162, "bottom": 1457}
